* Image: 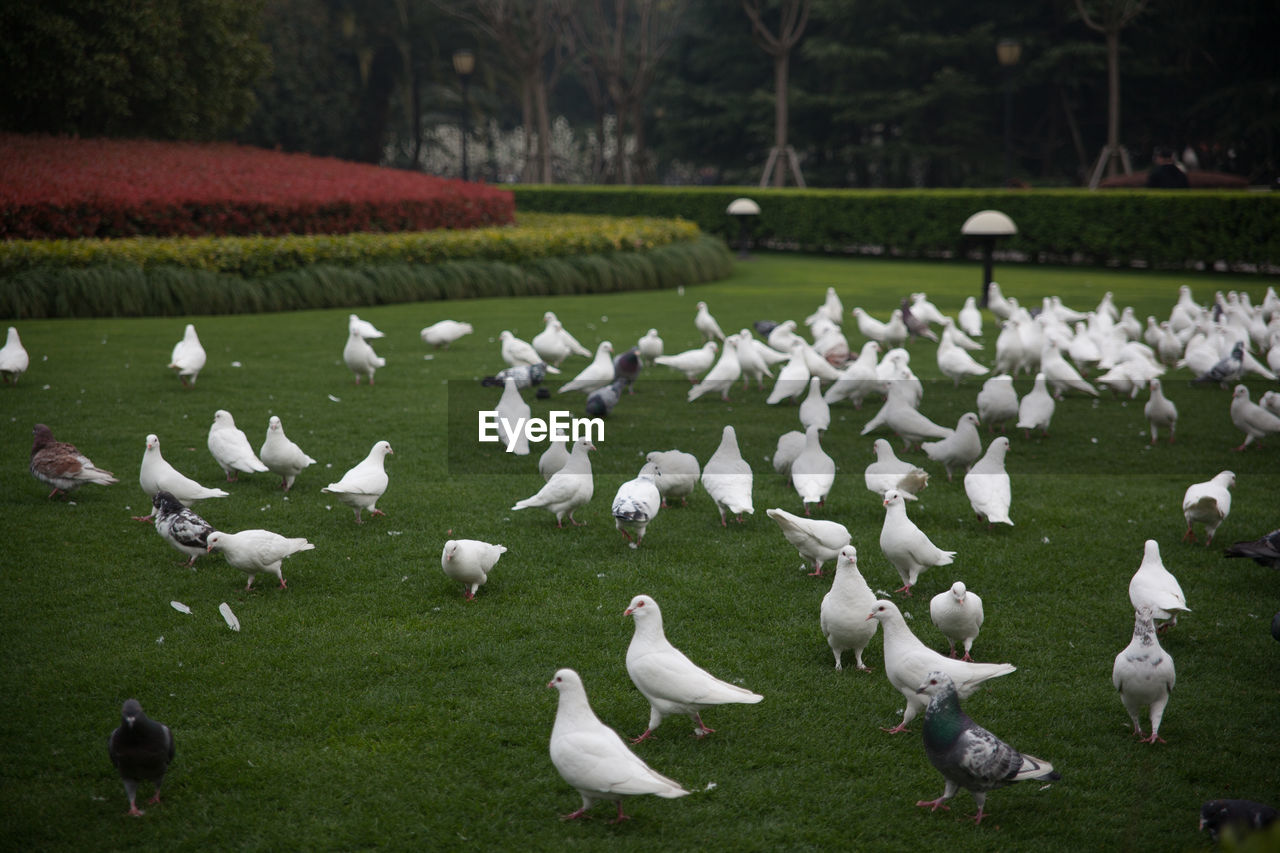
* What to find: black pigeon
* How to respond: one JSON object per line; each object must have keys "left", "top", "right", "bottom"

{"left": 754, "top": 320, "right": 779, "bottom": 338}
{"left": 1223, "top": 528, "right": 1280, "bottom": 570}
{"left": 152, "top": 490, "right": 214, "bottom": 567}
{"left": 901, "top": 300, "right": 939, "bottom": 342}
{"left": 612, "top": 346, "right": 642, "bottom": 393}
{"left": 916, "top": 671, "right": 1059, "bottom": 825}
{"left": 108, "top": 699, "right": 175, "bottom": 816}
{"left": 1199, "top": 799, "right": 1278, "bottom": 842}
{"left": 481, "top": 362, "right": 548, "bottom": 389}
{"left": 1192, "top": 342, "right": 1244, "bottom": 387}
{"left": 586, "top": 378, "right": 627, "bottom": 418}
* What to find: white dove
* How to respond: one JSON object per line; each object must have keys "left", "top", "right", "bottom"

{"left": 878, "top": 398, "right": 954, "bottom": 451}
{"left": 700, "top": 425, "right": 753, "bottom": 526}
{"left": 532, "top": 319, "right": 573, "bottom": 366}
{"left": 0, "top": 326, "right": 30, "bottom": 384}
{"left": 766, "top": 507, "right": 851, "bottom": 576}
{"left": 1129, "top": 539, "right": 1190, "bottom": 629}
{"left": 1181, "top": 470, "right": 1234, "bottom": 544}
{"left": 930, "top": 581, "right": 984, "bottom": 660}
{"left": 321, "top": 440, "right": 393, "bottom": 523}
{"left": 611, "top": 471, "right": 661, "bottom": 548}
{"left": 511, "top": 438, "right": 595, "bottom": 527}
{"left": 882, "top": 309, "right": 909, "bottom": 348}
{"left": 868, "top": 599, "right": 1015, "bottom": 733}
{"left": 419, "top": 319, "right": 473, "bottom": 348}
{"left": 922, "top": 412, "right": 982, "bottom": 481}
{"left": 985, "top": 282, "right": 1013, "bottom": 319}
{"left": 1230, "top": 384, "right": 1280, "bottom": 450}
{"left": 1112, "top": 606, "right": 1176, "bottom": 744}
{"left": 499, "top": 330, "right": 554, "bottom": 372}
{"left": 494, "top": 376, "right": 532, "bottom": 455}
{"left": 168, "top": 323, "right": 206, "bottom": 387}
{"left": 765, "top": 344, "right": 811, "bottom": 405}
{"left": 852, "top": 307, "right": 890, "bottom": 343}
{"left": 694, "top": 301, "right": 725, "bottom": 341}
{"left": 135, "top": 433, "right": 229, "bottom": 519}
{"left": 880, "top": 489, "right": 956, "bottom": 596}
{"left": 800, "top": 342, "right": 843, "bottom": 382}
{"left": 206, "top": 529, "right": 314, "bottom": 590}
{"left": 1143, "top": 378, "right": 1178, "bottom": 445}
{"left": 820, "top": 546, "right": 878, "bottom": 671}
{"left": 789, "top": 425, "right": 835, "bottom": 514}
{"left": 958, "top": 297, "right": 983, "bottom": 338}
{"left": 864, "top": 438, "right": 929, "bottom": 501}
{"left": 909, "top": 293, "right": 947, "bottom": 326}
{"left": 993, "top": 321, "right": 1025, "bottom": 375}
{"left": 637, "top": 328, "right": 664, "bottom": 362}
{"left": 440, "top": 538, "right": 506, "bottom": 600}
{"left": 824, "top": 341, "right": 884, "bottom": 407}
{"left": 543, "top": 312, "right": 593, "bottom": 358}
{"left": 772, "top": 430, "right": 805, "bottom": 477}
{"left": 624, "top": 594, "right": 763, "bottom": 742}
{"left": 558, "top": 341, "right": 615, "bottom": 395}
{"left": 348, "top": 314, "right": 384, "bottom": 340}
{"left": 1040, "top": 342, "right": 1099, "bottom": 398}
{"left": 1015, "top": 373, "right": 1056, "bottom": 437}
{"left": 939, "top": 317, "right": 983, "bottom": 351}
{"left": 936, "top": 336, "right": 989, "bottom": 387}
{"left": 687, "top": 336, "right": 741, "bottom": 402}
{"left": 207, "top": 410, "right": 269, "bottom": 481}
{"left": 342, "top": 327, "right": 385, "bottom": 385}
{"left": 734, "top": 330, "right": 773, "bottom": 390}
{"left": 963, "top": 436, "right": 1013, "bottom": 527}
{"left": 654, "top": 340, "right": 717, "bottom": 382}
{"left": 259, "top": 415, "right": 317, "bottom": 491}
{"left": 641, "top": 449, "right": 700, "bottom": 507}
{"left": 798, "top": 377, "right": 831, "bottom": 431}
{"left": 538, "top": 439, "right": 570, "bottom": 481}
{"left": 547, "top": 668, "right": 690, "bottom": 823}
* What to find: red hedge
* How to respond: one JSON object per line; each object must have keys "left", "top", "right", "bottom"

{"left": 0, "top": 134, "right": 515, "bottom": 239}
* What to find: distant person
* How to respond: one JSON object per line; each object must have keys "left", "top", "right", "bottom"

{"left": 1146, "top": 146, "right": 1189, "bottom": 188}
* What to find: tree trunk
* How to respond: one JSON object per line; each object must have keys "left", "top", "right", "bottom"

{"left": 534, "top": 73, "right": 553, "bottom": 182}
{"left": 773, "top": 52, "right": 788, "bottom": 186}
{"left": 1106, "top": 27, "right": 1120, "bottom": 176}
{"left": 520, "top": 77, "right": 536, "bottom": 182}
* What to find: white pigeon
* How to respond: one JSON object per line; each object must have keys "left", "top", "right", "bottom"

{"left": 206, "top": 528, "right": 314, "bottom": 590}
{"left": 772, "top": 430, "right": 806, "bottom": 477}
{"left": 348, "top": 313, "right": 384, "bottom": 340}
{"left": 766, "top": 507, "right": 851, "bottom": 576}
{"left": 985, "top": 282, "right": 1013, "bottom": 320}
{"left": 0, "top": 326, "right": 30, "bottom": 384}
{"left": 977, "top": 373, "right": 1018, "bottom": 432}
{"left": 963, "top": 437, "right": 1013, "bottom": 527}
{"left": 765, "top": 344, "right": 811, "bottom": 405}
{"left": 556, "top": 341, "right": 614, "bottom": 395}
{"left": 1181, "top": 470, "right": 1234, "bottom": 544}
{"left": 511, "top": 438, "right": 595, "bottom": 527}
{"left": 321, "top": 440, "right": 393, "bottom": 523}
{"left": 864, "top": 438, "right": 929, "bottom": 501}
{"left": 930, "top": 581, "right": 984, "bottom": 660}
{"left": 1015, "top": 373, "right": 1056, "bottom": 437}
{"left": 734, "top": 330, "right": 773, "bottom": 390}
{"left": 868, "top": 599, "right": 1015, "bottom": 733}
{"left": 168, "top": 323, "right": 206, "bottom": 387}
{"left": 1262, "top": 389, "right": 1280, "bottom": 419}
{"left": 687, "top": 336, "right": 741, "bottom": 402}
{"left": 499, "top": 330, "right": 554, "bottom": 371}
{"left": 789, "top": 425, "right": 835, "bottom": 514}
{"left": 136, "top": 433, "right": 229, "bottom": 518}
{"left": 909, "top": 293, "right": 947, "bottom": 326}
{"left": 936, "top": 336, "right": 989, "bottom": 387}
{"left": 800, "top": 342, "right": 842, "bottom": 382}
{"left": 824, "top": 341, "right": 884, "bottom": 407}
{"left": 1230, "top": 384, "right": 1280, "bottom": 450}
{"left": 419, "top": 319, "right": 473, "bottom": 348}
{"left": 259, "top": 415, "right": 317, "bottom": 491}
{"left": 882, "top": 309, "right": 909, "bottom": 348}
{"left": 538, "top": 439, "right": 571, "bottom": 481}
{"left": 1040, "top": 342, "right": 1099, "bottom": 398}
{"left": 958, "top": 297, "right": 983, "bottom": 338}
{"left": 1128, "top": 539, "right": 1191, "bottom": 629}
{"left": 939, "top": 317, "right": 983, "bottom": 351}
{"left": 611, "top": 471, "right": 662, "bottom": 548}
{"left": 819, "top": 287, "right": 845, "bottom": 324}
{"left": 494, "top": 376, "right": 532, "bottom": 455}
{"left": 798, "top": 377, "right": 831, "bottom": 431}
{"left": 542, "top": 312, "right": 593, "bottom": 358}
{"left": 654, "top": 340, "right": 717, "bottom": 382}
{"left": 768, "top": 319, "right": 803, "bottom": 353}
{"left": 1112, "top": 606, "right": 1176, "bottom": 744}
{"left": 852, "top": 307, "right": 891, "bottom": 343}
{"left": 922, "top": 412, "right": 982, "bottom": 481}
{"left": 694, "top": 301, "right": 725, "bottom": 341}
{"left": 875, "top": 397, "right": 954, "bottom": 451}
{"left": 1143, "top": 378, "right": 1178, "bottom": 445}
{"left": 700, "top": 425, "right": 753, "bottom": 526}
{"left": 641, "top": 450, "right": 700, "bottom": 507}
{"left": 637, "top": 328, "right": 664, "bottom": 362}
{"left": 207, "top": 410, "right": 269, "bottom": 482}
{"left": 547, "top": 668, "right": 690, "bottom": 823}
{"left": 440, "top": 538, "right": 506, "bottom": 600}
{"left": 880, "top": 489, "right": 955, "bottom": 596}
{"left": 342, "top": 327, "right": 385, "bottom": 385}
{"left": 993, "top": 321, "right": 1025, "bottom": 375}
{"left": 624, "top": 594, "right": 763, "bottom": 742}
{"left": 820, "top": 546, "right": 878, "bottom": 671}
{"left": 532, "top": 319, "right": 573, "bottom": 366}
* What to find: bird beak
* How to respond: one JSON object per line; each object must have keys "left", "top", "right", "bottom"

{"left": 624, "top": 607, "right": 634, "bottom": 616}
{"left": 883, "top": 498, "right": 890, "bottom": 506}
{"left": 865, "top": 614, "right": 875, "bottom": 622}
{"left": 206, "top": 544, "right": 213, "bottom": 552}
{"left": 546, "top": 678, "right": 556, "bottom": 689}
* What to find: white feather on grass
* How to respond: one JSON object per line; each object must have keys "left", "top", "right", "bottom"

{"left": 219, "top": 602, "right": 241, "bottom": 632}
{"left": 170, "top": 600, "right": 192, "bottom": 615}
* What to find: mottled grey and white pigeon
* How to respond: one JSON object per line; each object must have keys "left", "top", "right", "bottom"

{"left": 766, "top": 507, "right": 850, "bottom": 576}
{"left": 321, "top": 440, "right": 393, "bottom": 523}
{"left": 207, "top": 409, "right": 269, "bottom": 481}
{"left": 820, "top": 546, "right": 878, "bottom": 671}
{"left": 152, "top": 490, "right": 214, "bottom": 566}
{"left": 168, "top": 323, "right": 206, "bottom": 387}
{"left": 624, "top": 594, "right": 762, "bottom": 742}
{"left": 206, "top": 528, "right": 314, "bottom": 590}
{"left": 108, "top": 699, "right": 175, "bottom": 816}
{"left": 0, "top": 326, "right": 30, "bottom": 384}
{"left": 441, "top": 538, "right": 506, "bottom": 599}
{"left": 915, "top": 671, "right": 1058, "bottom": 825}
{"left": 611, "top": 471, "right": 661, "bottom": 548}
{"left": 1192, "top": 341, "right": 1244, "bottom": 387}
{"left": 1224, "top": 528, "right": 1280, "bottom": 569}
{"left": 586, "top": 378, "right": 627, "bottom": 418}
{"left": 930, "top": 581, "right": 984, "bottom": 660}
{"left": 259, "top": 416, "right": 317, "bottom": 491}
{"left": 1112, "top": 606, "right": 1176, "bottom": 743}
{"left": 1199, "top": 799, "right": 1279, "bottom": 842}
{"left": 481, "top": 362, "right": 549, "bottom": 389}
{"left": 547, "top": 668, "right": 690, "bottom": 823}
{"left": 29, "top": 423, "right": 118, "bottom": 499}
{"left": 612, "top": 346, "right": 642, "bottom": 392}
{"left": 1182, "top": 470, "right": 1234, "bottom": 544}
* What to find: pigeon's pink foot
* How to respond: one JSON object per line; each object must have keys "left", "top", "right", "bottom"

{"left": 47, "top": 487, "right": 63, "bottom": 499}
{"left": 629, "top": 729, "right": 654, "bottom": 744}
{"left": 661, "top": 500, "right": 670, "bottom": 508}
{"left": 970, "top": 808, "right": 988, "bottom": 825}
{"left": 147, "top": 793, "right": 162, "bottom": 805}
{"left": 132, "top": 514, "right": 154, "bottom": 523}
{"left": 856, "top": 664, "right": 873, "bottom": 672}
{"left": 127, "top": 805, "right": 145, "bottom": 817}
{"left": 915, "top": 797, "right": 950, "bottom": 812}
{"left": 225, "top": 472, "right": 237, "bottom": 482}
{"left": 278, "top": 578, "right": 287, "bottom": 589}
{"left": 281, "top": 479, "right": 289, "bottom": 490}
{"left": 370, "top": 508, "right": 386, "bottom": 518}
{"left": 559, "top": 808, "right": 589, "bottom": 821}
{"left": 961, "top": 653, "right": 974, "bottom": 662}
{"left": 610, "top": 803, "right": 632, "bottom": 823}
{"left": 719, "top": 517, "right": 728, "bottom": 528}
{"left": 804, "top": 505, "right": 812, "bottom": 516}
{"left": 734, "top": 515, "right": 745, "bottom": 524}
{"left": 807, "top": 568, "right": 824, "bottom": 577}
{"left": 569, "top": 515, "right": 586, "bottom": 527}
{"left": 894, "top": 584, "right": 913, "bottom": 596}
{"left": 1181, "top": 528, "right": 1196, "bottom": 543}
{"left": 881, "top": 723, "right": 911, "bottom": 734}
{"left": 463, "top": 590, "right": 475, "bottom": 601}
{"left": 1141, "top": 732, "right": 1166, "bottom": 744}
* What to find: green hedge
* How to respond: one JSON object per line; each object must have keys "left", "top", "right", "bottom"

{"left": 511, "top": 187, "right": 1280, "bottom": 273}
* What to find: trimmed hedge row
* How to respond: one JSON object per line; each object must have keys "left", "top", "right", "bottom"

{"left": 511, "top": 186, "right": 1280, "bottom": 273}
{"left": 0, "top": 234, "right": 732, "bottom": 319}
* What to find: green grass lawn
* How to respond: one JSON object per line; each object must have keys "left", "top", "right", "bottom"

{"left": 2, "top": 254, "right": 1278, "bottom": 852}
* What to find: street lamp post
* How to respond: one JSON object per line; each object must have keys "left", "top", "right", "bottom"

{"left": 452, "top": 49, "right": 475, "bottom": 182}
{"left": 996, "top": 39, "right": 1021, "bottom": 187}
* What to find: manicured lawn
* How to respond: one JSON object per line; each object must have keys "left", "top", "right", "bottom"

{"left": 2, "top": 254, "right": 1277, "bottom": 851}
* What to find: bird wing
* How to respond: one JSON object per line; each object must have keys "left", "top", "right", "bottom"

{"left": 628, "top": 646, "right": 761, "bottom": 706}
{"left": 551, "top": 728, "right": 686, "bottom": 796}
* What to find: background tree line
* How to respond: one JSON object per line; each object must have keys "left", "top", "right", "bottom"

{"left": 2, "top": 0, "right": 1276, "bottom": 187}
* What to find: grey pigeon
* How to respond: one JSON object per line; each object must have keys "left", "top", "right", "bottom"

{"left": 900, "top": 299, "right": 938, "bottom": 342}
{"left": 1192, "top": 341, "right": 1244, "bottom": 387}
{"left": 108, "top": 699, "right": 175, "bottom": 817}
{"left": 1199, "top": 799, "right": 1278, "bottom": 842}
{"left": 613, "top": 346, "right": 642, "bottom": 392}
{"left": 753, "top": 320, "right": 779, "bottom": 338}
{"left": 916, "top": 671, "right": 1059, "bottom": 825}
{"left": 481, "top": 362, "right": 549, "bottom": 389}
{"left": 1273, "top": 612, "right": 1280, "bottom": 642}
{"left": 586, "top": 378, "right": 627, "bottom": 418}
{"left": 1224, "top": 529, "right": 1280, "bottom": 569}
{"left": 152, "top": 490, "right": 214, "bottom": 567}
{"left": 29, "top": 423, "right": 118, "bottom": 499}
